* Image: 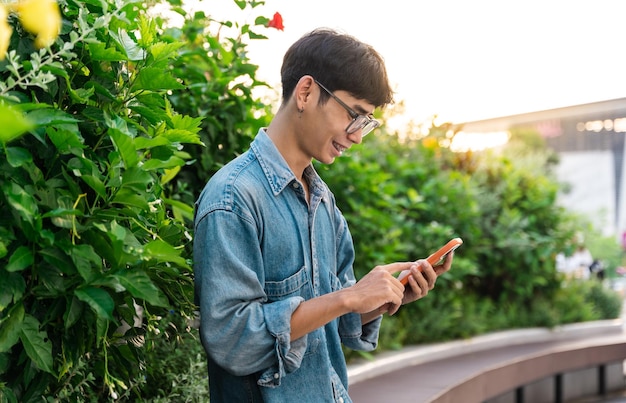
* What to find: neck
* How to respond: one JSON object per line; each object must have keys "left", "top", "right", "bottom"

{"left": 265, "top": 118, "right": 311, "bottom": 182}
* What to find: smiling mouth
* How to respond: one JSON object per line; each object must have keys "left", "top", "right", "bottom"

{"left": 333, "top": 141, "right": 347, "bottom": 154}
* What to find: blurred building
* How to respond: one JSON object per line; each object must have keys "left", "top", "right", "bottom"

{"left": 456, "top": 97, "right": 626, "bottom": 237}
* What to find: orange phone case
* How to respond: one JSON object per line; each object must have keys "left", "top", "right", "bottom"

{"left": 398, "top": 237, "right": 463, "bottom": 285}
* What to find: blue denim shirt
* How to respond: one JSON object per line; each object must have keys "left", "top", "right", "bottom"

{"left": 193, "top": 129, "right": 382, "bottom": 402}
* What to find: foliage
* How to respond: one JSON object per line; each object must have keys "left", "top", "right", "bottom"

{"left": 1, "top": 0, "right": 622, "bottom": 399}
{"left": 568, "top": 216, "right": 624, "bottom": 277}
{"left": 0, "top": 0, "right": 273, "bottom": 400}
{"left": 139, "top": 313, "right": 208, "bottom": 402}
{"left": 162, "top": 5, "right": 274, "bottom": 212}
{"left": 464, "top": 152, "right": 566, "bottom": 304}
{"left": 322, "top": 121, "right": 621, "bottom": 356}
{"left": 577, "top": 279, "right": 623, "bottom": 319}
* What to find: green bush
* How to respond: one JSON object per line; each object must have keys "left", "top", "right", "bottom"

{"left": 0, "top": 0, "right": 273, "bottom": 400}
{"left": 0, "top": 0, "right": 199, "bottom": 399}
{"left": 573, "top": 279, "right": 623, "bottom": 320}
{"left": 323, "top": 122, "right": 622, "bottom": 353}
{"left": 140, "top": 313, "right": 208, "bottom": 402}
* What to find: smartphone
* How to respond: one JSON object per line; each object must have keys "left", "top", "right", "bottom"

{"left": 397, "top": 237, "right": 463, "bottom": 285}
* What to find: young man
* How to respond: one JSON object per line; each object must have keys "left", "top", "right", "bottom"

{"left": 193, "top": 28, "right": 454, "bottom": 402}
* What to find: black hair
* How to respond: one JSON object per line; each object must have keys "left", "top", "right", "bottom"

{"left": 280, "top": 28, "right": 394, "bottom": 108}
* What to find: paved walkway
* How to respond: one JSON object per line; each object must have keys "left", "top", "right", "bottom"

{"left": 347, "top": 320, "right": 626, "bottom": 402}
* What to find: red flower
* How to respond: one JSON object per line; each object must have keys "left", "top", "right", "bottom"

{"left": 267, "top": 12, "right": 284, "bottom": 31}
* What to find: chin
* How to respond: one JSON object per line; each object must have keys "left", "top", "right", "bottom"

{"left": 320, "top": 155, "right": 337, "bottom": 165}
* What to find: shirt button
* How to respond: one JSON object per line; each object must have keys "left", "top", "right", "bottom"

{"left": 292, "top": 183, "right": 300, "bottom": 189}
{"left": 338, "top": 398, "right": 344, "bottom": 403}
{"left": 274, "top": 373, "right": 279, "bottom": 379}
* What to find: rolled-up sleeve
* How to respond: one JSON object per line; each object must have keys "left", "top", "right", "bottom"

{"left": 333, "top": 208, "right": 382, "bottom": 351}
{"left": 194, "top": 208, "right": 307, "bottom": 379}
{"left": 257, "top": 298, "right": 307, "bottom": 387}
{"left": 339, "top": 312, "right": 381, "bottom": 351}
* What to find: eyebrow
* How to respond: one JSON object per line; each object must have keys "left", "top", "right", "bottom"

{"left": 344, "top": 97, "right": 374, "bottom": 116}
{"left": 352, "top": 103, "right": 371, "bottom": 115}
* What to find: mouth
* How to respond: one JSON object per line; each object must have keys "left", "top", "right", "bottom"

{"left": 333, "top": 141, "right": 347, "bottom": 155}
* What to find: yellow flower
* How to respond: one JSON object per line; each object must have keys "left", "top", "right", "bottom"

{"left": 422, "top": 136, "right": 440, "bottom": 150}
{"left": 0, "top": 5, "right": 12, "bottom": 60}
{"left": 16, "top": 0, "right": 61, "bottom": 48}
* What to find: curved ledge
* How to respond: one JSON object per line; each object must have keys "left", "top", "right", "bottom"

{"left": 348, "top": 319, "right": 623, "bottom": 385}
{"left": 347, "top": 319, "right": 625, "bottom": 402}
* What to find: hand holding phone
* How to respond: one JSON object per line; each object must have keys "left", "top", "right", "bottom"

{"left": 397, "top": 237, "right": 463, "bottom": 285}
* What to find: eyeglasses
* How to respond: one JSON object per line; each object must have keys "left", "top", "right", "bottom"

{"left": 314, "top": 79, "right": 380, "bottom": 137}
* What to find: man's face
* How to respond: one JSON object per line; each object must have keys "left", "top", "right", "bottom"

{"left": 300, "top": 88, "right": 377, "bottom": 165}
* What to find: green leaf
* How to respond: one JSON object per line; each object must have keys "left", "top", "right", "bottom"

{"left": 68, "top": 86, "right": 95, "bottom": 105}
{"left": 143, "top": 239, "right": 189, "bottom": 268}
{"left": 0, "top": 104, "right": 33, "bottom": 144}
{"left": 40, "top": 247, "right": 75, "bottom": 275}
{"left": 64, "top": 296, "right": 83, "bottom": 329}
{"left": 0, "top": 271, "right": 26, "bottom": 311}
{"left": 131, "top": 67, "right": 185, "bottom": 92}
{"left": 110, "top": 29, "right": 146, "bottom": 61}
{"left": 149, "top": 42, "right": 183, "bottom": 64}
{"left": 48, "top": 125, "right": 85, "bottom": 154}
{"left": 75, "top": 287, "right": 115, "bottom": 321}
{"left": 27, "top": 109, "right": 80, "bottom": 127}
{"left": 129, "top": 105, "right": 168, "bottom": 126}
{"left": 162, "top": 128, "right": 203, "bottom": 145}
{"left": 70, "top": 244, "right": 101, "bottom": 282}
{"left": 96, "top": 316, "right": 109, "bottom": 347}
{"left": 4, "top": 182, "right": 38, "bottom": 224}
{"left": 109, "top": 128, "right": 139, "bottom": 168}
{"left": 87, "top": 82, "right": 116, "bottom": 101}
{"left": 247, "top": 31, "right": 268, "bottom": 40}
{"left": 163, "top": 196, "right": 194, "bottom": 221}
{"left": 0, "top": 303, "right": 24, "bottom": 352}
{"left": 115, "top": 270, "right": 168, "bottom": 307}
{"left": 142, "top": 156, "right": 185, "bottom": 170}
{"left": 20, "top": 315, "right": 54, "bottom": 374}
{"left": 41, "top": 62, "right": 70, "bottom": 80}
{"left": 88, "top": 42, "right": 127, "bottom": 61}
{"left": 5, "top": 147, "right": 33, "bottom": 168}
{"left": 112, "top": 189, "right": 149, "bottom": 209}
{"left": 6, "top": 246, "right": 34, "bottom": 272}
{"left": 42, "top": 206, "right": 80, "bottom": 229}
{"left": 160, "top": 166, "right": 180, "bottom": 185}
{"left": 169, "top": 114, "right": 203, "bottom": 133}
{"left": 82, "top": 175, "right": 107, "bottom": 198}
{"left": 133, "top": 135, "right": 170, "bottom": 150}
{"left": 121, "top": 166, "right": 154, "bottom": 191}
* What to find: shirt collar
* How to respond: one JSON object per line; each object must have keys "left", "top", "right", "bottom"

{"left": 251, "top": 128, "right": 326, "bottom": 198}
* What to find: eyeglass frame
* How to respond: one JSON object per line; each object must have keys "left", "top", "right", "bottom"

{"left": 314, "top": 79, "right": 380, "bottom": 137}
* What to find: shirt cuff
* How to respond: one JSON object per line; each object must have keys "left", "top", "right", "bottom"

{"left": 339, "top": 312, "right": 382, "bottom": 351}
{"left": 258, "top": 296, "right": 306, "bottom": 387}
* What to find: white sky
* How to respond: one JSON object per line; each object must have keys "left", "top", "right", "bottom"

{"left": 188, "top": 0, "right": 626, "bottom": 126}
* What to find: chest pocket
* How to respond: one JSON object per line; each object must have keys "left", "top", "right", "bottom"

{"left": 264, "top": 265, "right": 313, "bottom": 302}
{"left": 263, "top": 265, "right": 320, "bottom": 356}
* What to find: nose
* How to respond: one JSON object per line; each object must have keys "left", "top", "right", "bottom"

{"left": 347, "top": 128, "right": 363, "bottom": 145}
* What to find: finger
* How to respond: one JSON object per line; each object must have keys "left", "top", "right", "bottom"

{"left": 417, "top": 261, "right": 437, "bottom": 289}
{"left": 387, "top": 301, "right": 401, "bottom": 316}
{"left": 381, "top": 261, "right": 418, "bottom": 275}
{"left": 435, "top": 252, "right": 454, "bottom": 274}
{"left": 405, "top": 274, "right": 424, "bottom": 298}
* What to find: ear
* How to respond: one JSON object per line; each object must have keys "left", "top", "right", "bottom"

{"left": 294, "top": 75, "right": 315, "bottom": 111}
